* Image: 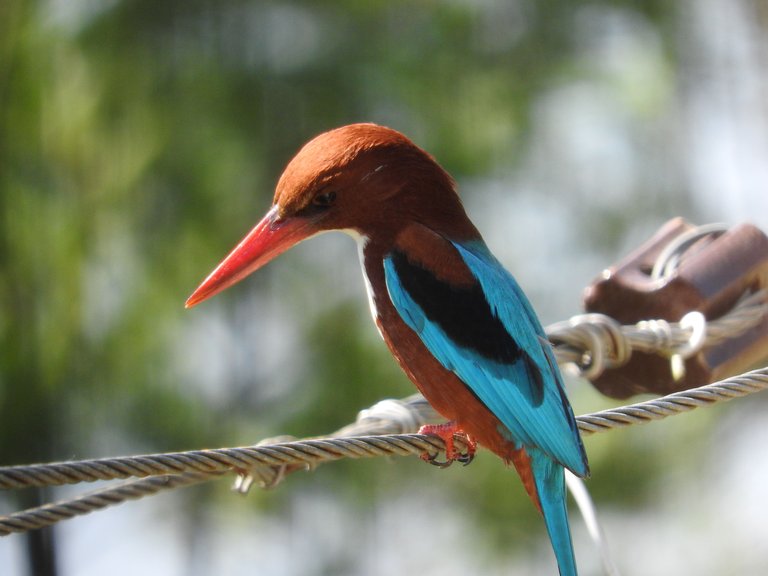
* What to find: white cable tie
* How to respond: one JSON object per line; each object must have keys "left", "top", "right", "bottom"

{"left": 566, "top": 471, "right": 622, "bottom": 576}
{"left": 573, "top": 318, "right": 606, "bottom": 380}
{"left": 636, "top": 318, "right": 674, "bottom": 350}
{"left": 650, "top": 223, "right": 728, "bottom": 281}
{"left": 356, "top": 399, "right": 425, "bottom": 433}
{"left": 669, "top": 311, "right": 708, "bottom": 381}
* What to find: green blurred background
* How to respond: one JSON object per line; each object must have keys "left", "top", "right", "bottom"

{"left": 1, "top": 1, "right": 767, "bottom": 575}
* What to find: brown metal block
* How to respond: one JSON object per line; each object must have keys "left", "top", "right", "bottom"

{"left": 583, "top": 218, "right": 768, "bottom": 398}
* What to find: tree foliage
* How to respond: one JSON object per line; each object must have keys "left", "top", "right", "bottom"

{"left": 3, "top": 1, "right": 752, "bottom": 575}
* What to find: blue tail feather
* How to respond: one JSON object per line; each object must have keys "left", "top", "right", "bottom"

{"left": 529, "top": 447, "right": 578, "bottom": 576}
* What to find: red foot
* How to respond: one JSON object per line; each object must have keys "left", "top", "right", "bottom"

{"left": 418, "top": 422, "right": 477, "bottom": 468}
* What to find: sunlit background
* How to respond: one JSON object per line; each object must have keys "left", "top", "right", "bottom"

{"left": 2, "top": 1, "right": 768, "bottom": 575}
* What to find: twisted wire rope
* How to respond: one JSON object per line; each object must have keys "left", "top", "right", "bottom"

{"left": 548, "top": 289, "right": 768, "bottom": 377}
{"left": 2, "top": 364, "right": 767, "bottom": 535}
{"left": 0, "top": 473, "right": 216, "bottom": 536}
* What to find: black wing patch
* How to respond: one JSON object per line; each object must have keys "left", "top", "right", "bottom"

{"left": 389, "top": 248, "right": 523, "bottom": 366}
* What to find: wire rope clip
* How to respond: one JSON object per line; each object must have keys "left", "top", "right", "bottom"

{"left": 583, "top": 217, "right": 768, "bottom": 398}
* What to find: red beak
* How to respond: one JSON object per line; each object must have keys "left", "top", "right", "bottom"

{"left": 185, "top": 206, "right": 313, "bottom": 308}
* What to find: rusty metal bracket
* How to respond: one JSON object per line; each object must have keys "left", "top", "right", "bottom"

{"left": 583, "top": 217, "right": 768, "bottom": 398}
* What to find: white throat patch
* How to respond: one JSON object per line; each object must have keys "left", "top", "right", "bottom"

{"left": 342, "top": 230, "right": 381, "bottom": 337}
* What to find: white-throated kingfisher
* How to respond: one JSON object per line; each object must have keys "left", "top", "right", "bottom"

{"left": 186, "top": 123, "right": 589, "bottom": 575}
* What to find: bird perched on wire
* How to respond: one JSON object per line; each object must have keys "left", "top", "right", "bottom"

{"left": 186, "top": 123, "right": 590, "bottom": 575}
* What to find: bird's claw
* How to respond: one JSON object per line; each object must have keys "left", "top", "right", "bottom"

{"left": 418, "top": 422, "right": 477, "bottom": 468}
{"left": 420, "top": 448, "right": 475, "bottom": 468}
{"left": 456, "top": 451, "right": 475, "bottom": 466}
{"left": 421, "top": 451, "right": 455, "bottom": 468}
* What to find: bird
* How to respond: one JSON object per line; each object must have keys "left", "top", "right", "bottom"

{"left": 186, "top": 123, "right": 589, "bottom": 575}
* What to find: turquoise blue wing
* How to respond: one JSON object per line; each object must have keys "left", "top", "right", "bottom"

{"left": 383, "top": 239, "right": 587, "bottom": 476}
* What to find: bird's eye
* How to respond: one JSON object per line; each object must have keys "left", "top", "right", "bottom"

{"left": 312, "top": 190, "right": 337, "bottom": 208}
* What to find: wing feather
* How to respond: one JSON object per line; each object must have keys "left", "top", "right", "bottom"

{"left": 384, "top": 237, "right": 587, "bottom": 476}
